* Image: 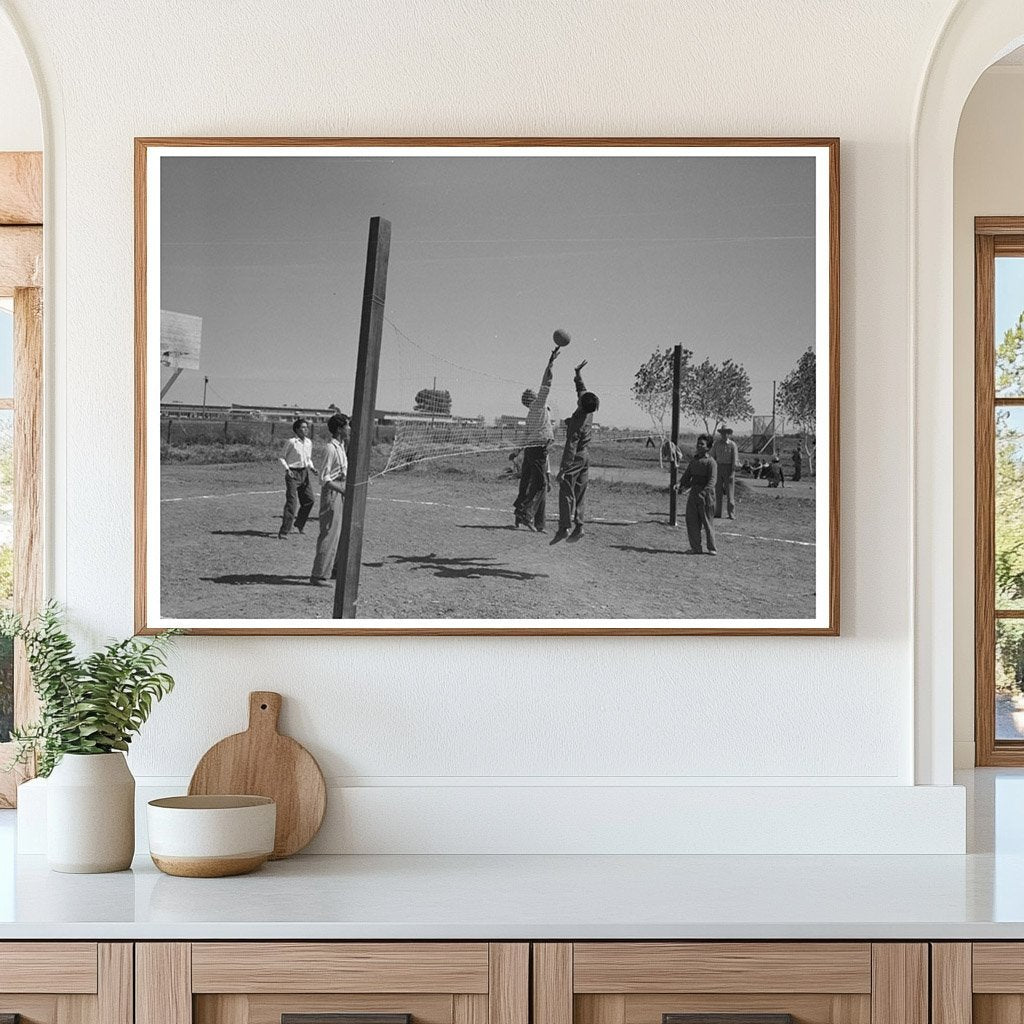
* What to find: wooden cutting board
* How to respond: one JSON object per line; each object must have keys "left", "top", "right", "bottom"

{"left": 188, "top": 691, "right": 327, "bottom": 859}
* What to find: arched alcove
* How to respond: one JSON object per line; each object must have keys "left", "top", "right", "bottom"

{"left": 914, "top": 1, "right": 1024, "bottom": 785}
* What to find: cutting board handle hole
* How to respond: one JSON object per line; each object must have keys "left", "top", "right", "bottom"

{"left": 260, "top": 703, "right": 268, "bottom": 710}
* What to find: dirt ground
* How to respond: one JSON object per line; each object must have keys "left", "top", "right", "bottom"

{"left": 159, "top": 454, "right": 817, "bottom": 622}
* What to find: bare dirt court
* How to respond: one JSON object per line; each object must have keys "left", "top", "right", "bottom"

{"left": 159, "top": 452, "right": 817, "bottom": 621}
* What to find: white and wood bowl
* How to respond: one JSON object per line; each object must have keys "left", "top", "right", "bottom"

{"left": 147, "top": 795, "right": 276, "bottom": 877}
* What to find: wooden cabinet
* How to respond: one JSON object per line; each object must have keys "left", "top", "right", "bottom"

{"left": 932, "top": 943, "right": 1024, "bottom": 1024}
{"left": 136, "top": 944, "right": 528, "bottom": 1024}
{"left": 532, "top": 944, "right": 928, "bottom": 1024}
{"left": 0, "top": 943, "right": 132, "bottom": 1024}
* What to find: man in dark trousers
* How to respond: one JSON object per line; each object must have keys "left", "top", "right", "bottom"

{"left": 792, "top": 445, "right": 803, "bottom": 482}
{"left": 513, "top": 345, "right": 559, "bottom": 531}
{"left": 278, "top": 417, "right": 317, "bottom": 538}
{"left": 679, "top": 433, "right": 718, "bottom": 555}
{"left": 710, "top": 424, "right": 739, "bottom": 519}
{"left": 551, "top": 359, "right": 599, "bottom": 545}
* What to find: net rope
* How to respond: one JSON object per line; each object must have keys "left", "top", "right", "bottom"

{"left": 373, "top": 317, "right": 668, "bottom": 476}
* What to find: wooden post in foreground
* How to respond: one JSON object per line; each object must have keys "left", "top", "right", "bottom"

{"left": 334, "top": 217, "right": 391, "bottom": 619}
{"left": 668, "top": 344, "right": 682, "bottom": 526}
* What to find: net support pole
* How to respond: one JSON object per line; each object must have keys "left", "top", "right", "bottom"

{"left": 334, "top": 216, "right": 391, "bottom": 619}
{"left": 668, "top": 343, "right": 682, "bottom": 526}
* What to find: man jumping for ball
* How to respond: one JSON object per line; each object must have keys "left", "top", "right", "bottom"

{"left": 513, "top": 345, "right": 559, "bottom": 532}
{"left": 551, "top": 359, "right": 599, "bottom": 545}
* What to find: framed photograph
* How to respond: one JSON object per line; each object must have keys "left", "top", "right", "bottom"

{"left": 135, "top": 137, "right": 839, "bottom": 635}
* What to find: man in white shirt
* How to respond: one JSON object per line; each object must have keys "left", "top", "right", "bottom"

{"left": 710, "top": 425, "right": 739, "bottom": 519}
{"left": 278, "top": 417, "right": 317, "bottom": 538}
{"left": 513, "top": 345, "right": 559, "bottom": 531}
{"left": 310, "top": 413, "right": 350, "bottom": 584}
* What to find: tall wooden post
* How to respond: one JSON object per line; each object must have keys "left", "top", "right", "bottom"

{"left": 668, "top": 344, "right": 682, "bottom": 526}
{"left": 334, "top": 217, "right": 391, "bottom": 619}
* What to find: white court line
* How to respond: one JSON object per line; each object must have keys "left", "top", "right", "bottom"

{"left": 161, "top": 488, "right": 814, "bottom": 545}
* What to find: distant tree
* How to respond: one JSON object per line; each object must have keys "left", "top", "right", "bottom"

{"left": 997, "top": 310, "right": 1024, "bottom": 397}
{"left": 682, "top": 357, "right": 755, "bottom": 437}
{"left": 631, "top": 347, "right": 693, "bottom": 442}
{"left": 777, "top": 348, "right": 816, "bottom": 470}
{"left": 414, "top": 388, "right": 452, "bottom": 416}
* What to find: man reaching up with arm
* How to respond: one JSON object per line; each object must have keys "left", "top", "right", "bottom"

{"left": 513, "top": 345, "right": 559, "bottom": 532}
{"left": 551, "top": 360, "right": 599, "bottom": 546}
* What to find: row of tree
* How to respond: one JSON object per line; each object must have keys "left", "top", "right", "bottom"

{"left": 631, "top": 346, "right": 816, "bottom": 461}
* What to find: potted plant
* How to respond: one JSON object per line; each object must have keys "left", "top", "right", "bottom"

{"left": 1, "top": 603, "right": 178, "bottom": 873}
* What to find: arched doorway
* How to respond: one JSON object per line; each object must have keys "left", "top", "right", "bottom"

{"left": 914, "top": 1, "right": 1024, "bottom": 784}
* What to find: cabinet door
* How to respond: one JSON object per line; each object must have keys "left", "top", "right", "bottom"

{"left": 941, "top": 943, "right": 1024, "bottom": 1024}
{"left": 137, "top": 943, "right": 528, "bottom": 1024}
{"left": 534, "top": 944, "right": 927, "bottom": 1024}
{"left": 0, "top": 943, "right": 131, "bottom": 1024}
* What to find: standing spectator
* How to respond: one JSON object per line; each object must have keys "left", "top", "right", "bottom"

{"left": 679, "top": 434, "right": 718, "bottom": 555}
{"left": 711, "top": 425, "right": 739, "bottom": 519}
{"left": 792, "top": 445, "right": 803, "bottom": 482}
{"left": 278, "top": 418, "right": 317, "bottom": 538}
{"left": 768, "top": 454, "right": 786, "bottom": 488}
{"left": 310, "top": 413, "right": 349, "bottom": 585}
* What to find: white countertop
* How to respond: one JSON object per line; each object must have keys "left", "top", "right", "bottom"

{"left": 0, "top": 849, "right": 1023, "bottom": 940}
{"left": 1, "top": 769, "right": 1021, "bottom": 941}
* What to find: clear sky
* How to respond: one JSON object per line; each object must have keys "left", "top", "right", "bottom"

{"left": 0, "top": 310, "right": 12, "bottom": 398}
{"left": 160, "top": 152, "right": 817, "bottom": 429}
{"left": 997, "top": 257, "right": 1024, "bottom": 345}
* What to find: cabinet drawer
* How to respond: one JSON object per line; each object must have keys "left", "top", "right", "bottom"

{"left": 572, "top": 944, "right": 872, "bottom": 994}
{"left": 191, "top": 944, "right": 491, "bottom": 994}
{"left": 534, "top": 944, "right": 925, "bottom": 1024}
{"left": 0, "top": 942, "right": 98, "bottom": 994}
{"left": 139, "top": 942, "right": 528, "bottom": 1024}
{"left": 0, "top": 943, "right": 130, "bottom": 1024}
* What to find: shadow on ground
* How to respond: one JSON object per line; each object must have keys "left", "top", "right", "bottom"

{"left": 200, "top": 573, "right": 312, "bottom": 586}
{"left": 387, "top": 553, "right": 548, "bottom": 582}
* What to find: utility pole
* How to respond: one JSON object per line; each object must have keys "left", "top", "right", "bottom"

{"left": 771, "top": 379, "right": 777, "bottom": 455}
{"left": 203, "top": 376, "right": 209, "bottom": 409}
{"left": 334, "top": 217, "right": 391, "bottom": 620}
{"left": 669, "top": 344, "right": 682, "bottom": 527}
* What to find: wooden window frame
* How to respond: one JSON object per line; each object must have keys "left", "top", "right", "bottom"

{"left": 0, "top": 151, "right": 43, "bottom": 806}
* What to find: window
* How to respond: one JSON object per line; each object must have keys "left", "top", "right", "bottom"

{"left": 975, "top": 219, "right": 1024, "bottom": 764}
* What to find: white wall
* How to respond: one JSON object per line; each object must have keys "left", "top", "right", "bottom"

{"left": 0, "top": 11, "right": 39, "bottom": 151}
{"left": 0, "top": 0, "right": 971, "bottom": 852}
{"left": 952, "top": 66, "right": 1024, "bottom": 767}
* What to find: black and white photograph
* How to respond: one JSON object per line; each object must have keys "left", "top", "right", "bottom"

{"left": 137, "top": 140, "right": 838, "bottom": 634}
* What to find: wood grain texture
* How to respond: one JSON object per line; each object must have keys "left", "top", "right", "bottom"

{"left": 976, "top": 229, "right": 998, "bottom": 765}
{"left": 533, "top": 945, "right": 572, "bottom": 1024}
{"left": 282, "top": 1015, "right": 411, "bottom": 1024}
{"left": 136, "top": 943, "right": 192, "bottom": 1024}
{"left": 974, "top": 995, "right": 1024, "bottom": 1024}
{"left": 488, "top": 944, "right": 528, "bottom": 1024}
{"left": 196, "top": 994, "right": 249, "bottom": 1024}
{"left": 14, "top": 285, "right": 43, "bottom": 734}
{"left": 98, "top": 945, "right": 132, "bottom": 1024}
{"left": 576, "top": 996, "right": 626, "bottom": 1024}
{"left": 573, "top": 944, "right": 871, "bottom": 994}
{"left": 243, "top": 995, "right": 450, "bottom": 1024}
{"left": 191, "top": 943, "right": 489, "bottom": 994}
{"left": 870, "top": 945, "right": 927, "bottom": 1024}
{"left": 134, "top": 135, "right": 839, "bottom": 637}
{"left": 0, "top": 152, "right": 42, "bottom": 224}
{"left": 971, "top": 944, "right": 1024, "bottom": 992}
{"left": 188, "top": 691, "right": 326, "bottom": 858}
{"left": 0, "top": 226, "right": 42, "bottom": 294}
{"left": 931, "top": 945, "right": 971, "bottom": 1024}
{"left": 57, "top": 992, "right": 95, "bottom": 1024}
{"left": 624, "top": 994, "right": 868, "bottom": 1024}
{"left": 0, "top": 943, "right": 97, "bottom": 993}
{"left": 0, "top": 998, "right": 57, "bottom": 1024}
{"left": 453, "top": 995, "right": 487, "bottom": 1024}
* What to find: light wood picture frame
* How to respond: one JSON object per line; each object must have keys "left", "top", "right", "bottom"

{"left": 135, "top": 137, "right": 839, "bottom": 636}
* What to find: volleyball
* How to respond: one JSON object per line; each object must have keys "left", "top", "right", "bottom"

{"left": 553, "top": 328, "right": 571, "bottom": 347}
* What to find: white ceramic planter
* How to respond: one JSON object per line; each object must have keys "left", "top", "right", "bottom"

{"left": 46, "top": 752, "right": 135, "bottom": 873}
